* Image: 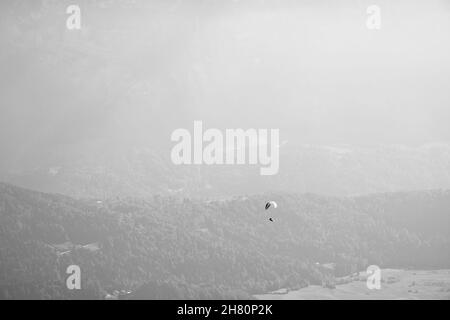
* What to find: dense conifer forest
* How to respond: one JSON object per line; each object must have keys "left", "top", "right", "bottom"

{"left": 1, "top": 183, "right": 449, "bottom": 299}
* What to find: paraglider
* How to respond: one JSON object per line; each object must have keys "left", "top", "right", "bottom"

{"left": 265, "top": 201, "right": 278, "bottom": 221}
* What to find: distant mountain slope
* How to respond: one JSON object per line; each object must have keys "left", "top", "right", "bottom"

{"left": 0, "top": 182, "right": 449, "bottom": 299}
{"left": 2, "top": 143, "right": 450, "bottom": 199}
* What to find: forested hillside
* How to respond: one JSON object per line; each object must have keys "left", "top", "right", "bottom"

{"left": 3, "top": 144, "right": 450, "bottom": 199}
{"left": 0, "top": 182, "right": 449, "bottom": 299}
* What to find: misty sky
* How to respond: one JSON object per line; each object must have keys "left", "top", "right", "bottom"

{"left": 1, "top": 0, "right": 449, "bottom": 170}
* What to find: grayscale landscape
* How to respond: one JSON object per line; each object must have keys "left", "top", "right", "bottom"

{"left": 0, "top": 0, "right": 449, "bottom": 300}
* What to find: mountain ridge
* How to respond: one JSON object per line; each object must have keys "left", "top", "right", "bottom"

{"left": 2, "top": 143, "right": 450, "bottom": 199}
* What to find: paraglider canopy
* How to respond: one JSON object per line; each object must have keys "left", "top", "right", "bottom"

{"left": 265, "top": 201, "right": 278, "bottom": 210}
